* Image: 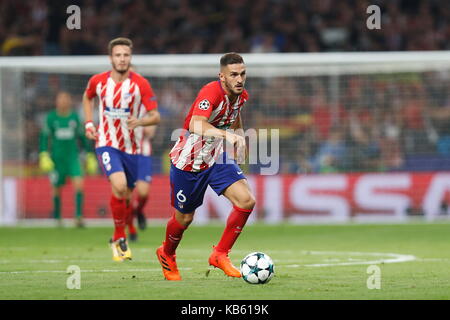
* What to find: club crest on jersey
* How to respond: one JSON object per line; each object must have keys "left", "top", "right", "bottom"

{"left": 198, "top": 99, "right": 210, "bottom": 110}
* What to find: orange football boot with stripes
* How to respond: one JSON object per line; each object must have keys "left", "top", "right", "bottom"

{"left": 208, "top": 246, "right": 241, "bottom": 278}
{"left": 156, "top": 243, "right": 182, "bottom": 281}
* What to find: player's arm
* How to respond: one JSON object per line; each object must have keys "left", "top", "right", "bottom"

{"left": 82, "top": 91, "right": 98, "bottom": 140}
{"left": 79, "top": 125, "right": 95, "bottom": 152}
{"left": 83, "top": 75, "right": 100, "bottom": 140}
{"left": 189, "top": 115, "right": 227, "bottom": 138}
{"left": 127, "top": 78, "right": 160, "bottom": 130}
{"left": 230, "top": 114, "right": 247, "bottom": 162}
{"left": 127, "top": 109, "right": 160, "bottom": 130}
{"left": 144, "top": 125, "right": 157, "bottom": 139}
{"left": 189, "top": 115, "right": 245, "bottom": 152}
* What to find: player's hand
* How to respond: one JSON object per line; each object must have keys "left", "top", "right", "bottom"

{"left": 85, "top": 152, "right": 98, "bottom": 175}
{"left": 85, "top": 121, "right": 98, "bottom": 140}
{"left": 39, "top": 152, "right": 54, "bottom": 173}
{"left": 225, "top": 132, "right": 246, "bottom": 164}
{"left": 127, "top": 116, "right": 140, "bottom": 130}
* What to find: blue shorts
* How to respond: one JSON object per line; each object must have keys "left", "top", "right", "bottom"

{"left": 95, "top": 146, "right": 139, "bottom": 189}
{"left": 137, "top": 155, "right": 152, "bottom": 183}
{"left": 170, "top": 155, "right": 246, "bottom": 213}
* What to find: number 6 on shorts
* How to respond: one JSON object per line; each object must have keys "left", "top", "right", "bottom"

{"left": 176, "top": 189, "right": 187, "bottom": 203}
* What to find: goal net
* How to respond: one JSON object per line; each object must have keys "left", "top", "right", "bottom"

{"left": 1, "top": 51, "right": 450, "bottom": 225}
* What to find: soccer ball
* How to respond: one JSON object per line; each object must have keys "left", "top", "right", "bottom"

{"left": 240, "top": 252, "right": 275, "bottom": 284}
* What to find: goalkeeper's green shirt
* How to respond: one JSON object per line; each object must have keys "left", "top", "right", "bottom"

{"left": 39, "top": 110, "right": 92, "bottom": 159}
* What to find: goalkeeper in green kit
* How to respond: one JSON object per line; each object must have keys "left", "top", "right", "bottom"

{"left": 39, "top": 91, "right": 98, "bottom": 227}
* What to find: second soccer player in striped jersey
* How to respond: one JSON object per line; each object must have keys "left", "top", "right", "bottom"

{"left": 82, "top": 37, "right": 160, "bottom": 261}
{"left": 156, "top": 52, "right": 255, "bottom": 281}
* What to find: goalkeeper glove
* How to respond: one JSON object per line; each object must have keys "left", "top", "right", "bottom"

{"left": 39, "top": 152, "right": 54, "bottom": 173}
{"left": 85, "top": 152, "right": 98, "bottom": 175}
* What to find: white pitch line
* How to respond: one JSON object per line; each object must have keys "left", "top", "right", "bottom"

{"left": 0, "top": 267, "right": 192, "bottom": 275}
{"left": 300, "top": 252, "right": 417, "bottom": 267}
{"left": 417, "top": 258, "right": 450, "bottom": 262}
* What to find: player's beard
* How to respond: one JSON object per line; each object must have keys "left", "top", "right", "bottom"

{"left": 225, "top": 80, "right": 244, "bottom": 96}
{"left": 113, "top": 62, "right": 130, "bottom": 74}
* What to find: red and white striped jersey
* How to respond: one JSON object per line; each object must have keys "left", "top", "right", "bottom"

{"left": 85, "top": 71, "right": 157, "bottom": 154}
{"left": 170, "top": 80, "right": 249, "bottom": 172}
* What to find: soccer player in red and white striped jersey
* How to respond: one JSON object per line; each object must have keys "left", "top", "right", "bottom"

{"left": 156, "top": 53, "right": 255, "bottom": 281}
{"left": 82, "top": 37, "right": 160, "bottom": 261}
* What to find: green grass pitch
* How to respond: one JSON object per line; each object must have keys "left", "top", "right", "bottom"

{"left": 1, "top": 222, "right": 450, "bottom": 299}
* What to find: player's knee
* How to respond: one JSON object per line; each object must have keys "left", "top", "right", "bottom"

{"left": 235, "top": 194, "right": 256, "bottom": 211}
{"left": 180, "top": 214, "right": 194, "bottom": 226}
{"left": 112, "top": 183, "right": 128, "bottom": 198}
{"left": 175, "top": 211, "right": 194, "bottom": 227}
{"left": 138, "top": 187, "right": 149, "bottom": 199}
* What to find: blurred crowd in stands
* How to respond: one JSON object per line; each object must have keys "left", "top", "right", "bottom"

{"left": 1, "top": 0, "right": 449, "bottom": 56}
{"left": 2, "top": 0, "right": 450, "bottom": 174}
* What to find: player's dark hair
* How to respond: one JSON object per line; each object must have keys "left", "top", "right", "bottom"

{"left": 220, "top": 52, "right": 244, "bottom": 67}
{"left": 108, "top": 37, "right": 133, "bottom": 55}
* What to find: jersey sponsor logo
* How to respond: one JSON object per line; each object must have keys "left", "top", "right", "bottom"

{"left": 198, "top": 99, "right": 210, "bottom": 110}
{"left": 237, "top": 171, "right": 243, "bottom": 175}
{"left": 104, "top": 106, "right": 131, "bottom": 119}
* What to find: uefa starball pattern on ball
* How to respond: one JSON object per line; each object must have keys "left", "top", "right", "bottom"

{"left": 240, "top": 252, "right": 275, "bottom": 284}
